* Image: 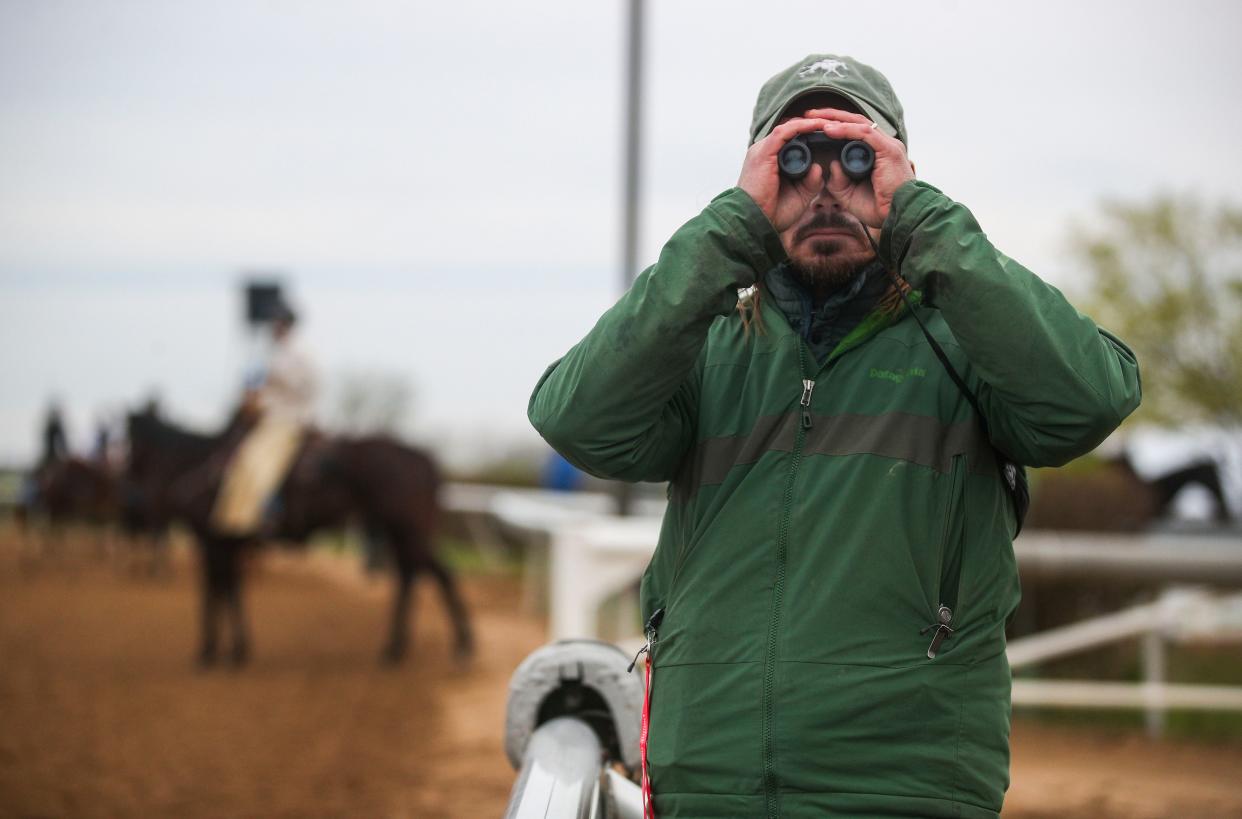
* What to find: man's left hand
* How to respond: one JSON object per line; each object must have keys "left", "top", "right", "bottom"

{"left": 803, "top": 107, "right": 915, "bottom": 228}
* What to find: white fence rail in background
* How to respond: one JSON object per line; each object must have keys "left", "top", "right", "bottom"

{"left": 450, "top": 486, "right": 1242, "bottom": 735}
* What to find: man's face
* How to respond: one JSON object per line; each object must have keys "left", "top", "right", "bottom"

{"left": 774, "top": 92, "right": 878, "bottom": 290}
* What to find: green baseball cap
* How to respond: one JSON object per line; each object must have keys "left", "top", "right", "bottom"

{"left": 749, "top": 54, "right": 908, "bottom": 148}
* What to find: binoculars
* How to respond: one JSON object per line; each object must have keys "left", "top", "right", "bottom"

{"left": 778, "top": 133, "right": 875, "bottom": 182}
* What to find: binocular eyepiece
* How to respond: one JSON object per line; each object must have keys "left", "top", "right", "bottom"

{"left": 778, "top": 133, "right": 874, "bottom": 182}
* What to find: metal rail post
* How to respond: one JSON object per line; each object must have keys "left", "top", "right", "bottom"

{"left": 503, "top": 717, "right": 603, "bottom": 819}
{"left": 503, "top": 641, "right": 646, "bottom": 818}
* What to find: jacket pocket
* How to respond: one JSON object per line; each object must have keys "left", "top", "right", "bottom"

{"left": 927, "top": 453, "right": 967, "bottom": 659}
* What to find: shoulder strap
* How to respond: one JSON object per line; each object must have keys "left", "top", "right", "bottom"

{"left": 886, "top": 272, "right": 1030, "bottom": 536}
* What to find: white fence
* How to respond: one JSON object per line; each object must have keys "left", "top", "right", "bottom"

{"left": 447, "top": 485, "right": 1242, "bottom": 735}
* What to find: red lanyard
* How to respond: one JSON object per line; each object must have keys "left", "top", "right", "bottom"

{"left": 640, "top": 650, "right": 655, "bottom": 819}
{"left": 630, "top": 607, "right": 664, "bottom": 819}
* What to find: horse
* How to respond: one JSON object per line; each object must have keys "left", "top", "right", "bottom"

{"left": 1143, "top": 457, "right": 1232, "bottom": 523}
{"left": 16, "top": 456, "right": 128, "bottom": 564}
{"left": 125, "top": 407, "right": 473, "bottom": 667}
{"left": 1024, "top": 452, "right": 1233, "bottom": 531}
{"left": 27, "top": 457, "right": 117, "bottom": 524}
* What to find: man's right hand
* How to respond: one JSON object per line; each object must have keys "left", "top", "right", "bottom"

{"left": 737, "top": 117, "right": 836, "bottom": 233}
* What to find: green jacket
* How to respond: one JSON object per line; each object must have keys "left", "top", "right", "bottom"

{"left": 529, "top": 181, "right": 1141, "bottom": 818}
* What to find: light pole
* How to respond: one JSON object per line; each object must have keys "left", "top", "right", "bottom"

{"left": 614, "top": 0, "right": 644, "bottom": 516}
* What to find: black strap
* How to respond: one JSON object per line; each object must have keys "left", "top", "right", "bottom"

{"left": 866, "top": 233, "right": 1028, "bottom": 535}
{"left": 892, "top": 281, "right": 1028, "bottom": 533}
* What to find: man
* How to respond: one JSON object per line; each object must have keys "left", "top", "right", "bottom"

{"left": 213, "top": 302, "right": 318, "bottom": 536}
{"left": 40, "top": 401, "right": 69, "bottom": 470}
{"left": 529, "top": 54, "right": 1140, "bottom": 818}
{"left": 21, "top": 400, "right": 71, "bottom": 525}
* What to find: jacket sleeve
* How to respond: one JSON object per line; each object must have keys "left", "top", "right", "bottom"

{"left": 880, "top": 181, "right": 1142, "bottom": 467}
{"left": 528, "top": 188, "right": 787, "bottom": 482}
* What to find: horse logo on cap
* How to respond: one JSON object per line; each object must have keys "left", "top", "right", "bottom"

{"left": 798, "top": 59, "right": 848, "bottom": 79}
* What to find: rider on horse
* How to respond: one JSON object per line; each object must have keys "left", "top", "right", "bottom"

{"left": 213, "top": 302, "right": 319, "bottom": 537}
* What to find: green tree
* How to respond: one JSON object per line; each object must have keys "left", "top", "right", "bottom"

{"left": 1071, "top": 195, "right": 1242, "bottom": 426}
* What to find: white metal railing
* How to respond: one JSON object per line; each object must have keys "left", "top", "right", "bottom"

{"left": 469, "top": 487, "right": 1242, "bottom": 736}
{"left": 502, "top": 641, "right": 645, "bottom": 819}
{"left": 1006, "top": 586, "right": 1242, "bottom": 735}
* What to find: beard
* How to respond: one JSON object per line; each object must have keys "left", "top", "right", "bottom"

{"left": 786, "top": 213, "right": 877, "bottom": 293}
{"left": 789, "top": 240, "right": 875, "bottom": 291}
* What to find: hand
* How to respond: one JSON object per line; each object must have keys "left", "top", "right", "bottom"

{"left": 802, "top": 107, "right": 915, "bottom": 227}
{"left": 739, "top": 117, "right": 846, "bottom": 233}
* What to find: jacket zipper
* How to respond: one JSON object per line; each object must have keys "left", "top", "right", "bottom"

{"left": 926, "top": 454, "right": 966, "bottom": 659}
{"left": 761, "top": 342, "right": 812, "bottom": 818}
{"left": 923, "top": 604, "right": 954, "bottom": 658}
{"left": 800, "top": 378, "right": 816, "bottom": 429}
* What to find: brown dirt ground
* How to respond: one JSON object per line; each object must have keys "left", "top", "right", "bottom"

{"left": 2, "top": 531, "right": 1241, "bottom": 819}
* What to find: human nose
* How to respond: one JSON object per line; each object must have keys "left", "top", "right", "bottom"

{"left": 807, "top": 162, "right": 844, "bottom": 211}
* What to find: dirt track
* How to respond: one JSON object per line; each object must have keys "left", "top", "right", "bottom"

{"left": 2, "top": 533, "right": 1240, "bottom": 818}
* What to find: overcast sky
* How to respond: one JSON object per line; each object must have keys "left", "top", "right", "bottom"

{"left": 2, "top": 0, "right": 1241, "bottom": 468}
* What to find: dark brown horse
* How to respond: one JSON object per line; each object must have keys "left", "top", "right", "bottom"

{"left": 125, "top": 407, "right": 473, "bottom": 667}
{"left": 1024, "top": 452, "right": 1233, "bottom": 531}
{"left": 17, "top": 456, "right": 121, "bottom": 564}
{"left": 18, "top": 452, "right": 178, "bottom": 575}
{"left": 23, "top": 457, "right": 118, "bottom": 526}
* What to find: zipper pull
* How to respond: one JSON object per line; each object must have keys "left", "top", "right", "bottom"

{"left": 627, "top": 642, "right": 648, "bottom": 673}
{"left": 800, "top": 379, "right": 816, "bottom": 429}
{"left": 629, "top": 607, "right": 665, "bottom": 673}
{"left": 921, "top": 605, "right": 954, "bottom": 659}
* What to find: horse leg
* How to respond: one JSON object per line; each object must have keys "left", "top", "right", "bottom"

{"left": 382, "top": 544, "right": 418, "bottom": 665}
{"left": 1207, "top": 471, "right": 1232, "bottom": 523}
{"left": 363, "top": 522, "right": 390, "bottom": 574}
{"left": 151, "top": 525, "right": 172, "bottom": 578}
{"left": 224, "top": 541, "right": 250, "bottom": 667}
{"left": 198, "top": 540, "right": 222, "bottom": 667}
{"left": 424, "top": 554, "right": 474, "bottom": 663}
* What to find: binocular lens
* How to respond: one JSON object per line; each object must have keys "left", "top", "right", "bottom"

{"left": 839, "top": 142, "right": 869, "bottom": 175}
{"left": 777, "top": 141, "right": 813, "bottom": 178}
{"left": 841, "top": 141, "right": 873, "bottom": 177}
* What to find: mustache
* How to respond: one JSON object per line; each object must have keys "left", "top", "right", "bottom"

{"left": 795, "top": 212, "right": 863, "bottom": 243}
